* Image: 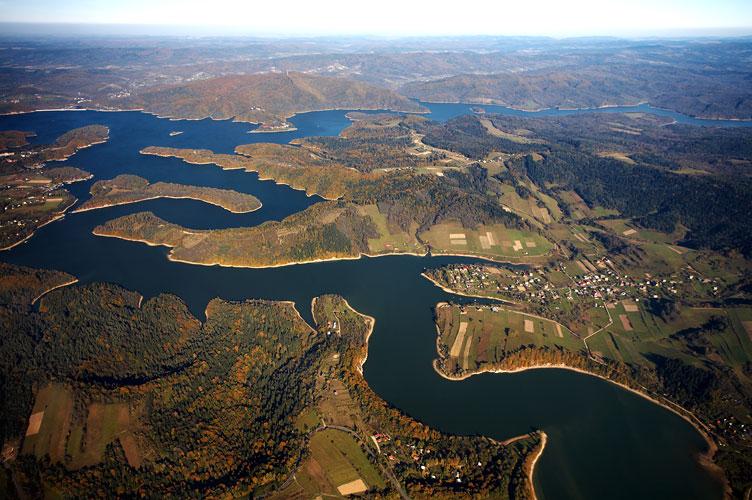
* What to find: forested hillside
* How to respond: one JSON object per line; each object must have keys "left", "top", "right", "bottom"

{"left": 0, "top": 264, "right": 538, "bottom": 498}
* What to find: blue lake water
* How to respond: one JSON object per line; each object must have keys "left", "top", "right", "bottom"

{"left": 421, "top": 101, "right": 752, "bottom": 126}
{"left": 0, "top": 102, "right": 731, "bottom": 499}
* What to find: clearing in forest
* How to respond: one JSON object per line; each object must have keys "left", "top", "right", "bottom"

{"left": 21, "top": 384, "right": 73, "bottom": 463}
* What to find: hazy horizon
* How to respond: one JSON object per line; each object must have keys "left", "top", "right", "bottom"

{"left": 1, "top": 0, "right": 751, "bottom": 38}
{"left": 0, "top": 22, "right": 750, "bottom": 40}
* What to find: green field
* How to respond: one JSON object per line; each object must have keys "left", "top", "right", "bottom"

{"left": 527, "top": 183, "right": 563, "bottom": 221}
{"left": 556, "top": 190, "right": 591, "bottom": 219}
{"left": 277, "top": 428, "right": 386, "bottom": 498}
{"left": 77, "top": 403, "right": 131, "bottom": 467}
{"left": 435, "top": 304, "right": 584, "bottom": 373}
{"left": 21, "top": 385, "right": 137, "bottom": 469}
{"left": 421, "top": 222, "right": 552, "bottom": 261}
{"left": 599, "top": 218, "right": 685, "bottom": 245}
{"left": 295, "top": 408, "right": 321, "bottom": 432}
{"left": 309, "top": 429, "right": 384, "bottom": 490}
{"left": 21, "top": 384, "right": 73, "bottom": 463}
{"left": 499, "top": 184, "right": 554, "bottom": 224}
{"left": 587, "top": 303, "right": 752, "bottom": 374}
{"left": 357, "top": 204, "right": 424, "bottom": 255}
{"left": 547, "top": 223, "right": 604, "bottom": 255}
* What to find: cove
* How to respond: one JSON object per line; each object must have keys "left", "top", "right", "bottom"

{"left": 0, "top": 108, "right": 727, "bottom": 499}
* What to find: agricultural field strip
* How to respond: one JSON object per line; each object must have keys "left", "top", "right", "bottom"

{"left": 438, "top": 262, "right": 619, "bottom": 362}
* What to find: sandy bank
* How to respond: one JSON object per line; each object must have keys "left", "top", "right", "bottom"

{"left": 73, "top": 194, "right": 262, "bottom": 214}
{"left": 526, "top": 431, "right": 547, "bottom": 500}
{"left": 30, "top": 277, "right": 79, "bottom": 305}
{"left": 432, "top": 360, "right": 719, "bottom": 473}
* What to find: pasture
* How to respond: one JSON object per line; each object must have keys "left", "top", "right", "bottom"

{"left": 357, "top": 204, "right": 423, "bottom": 255}
{"left": 421, "top": 222, "right": 552, "bottom": 261}
{"left": 21, "top": 384, "right": 73, "bottom": 463}
{"left": 22, "top": 386, "right": 142, "bottom": 470}
{"left": 587, "top": 303, "right": 752, "bottom": 373}
{"left": 435, "top": 304, "right": 584, "bottom": 372}
{"left": 276, "top": 429, "right": 385, "bottom": 498}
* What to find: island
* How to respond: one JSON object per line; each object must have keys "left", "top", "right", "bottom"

{"left": 249, "top": 122, "right": 298, "bottom": 133}
{"left": 0, "top": 263, "right": 540, "bottom": 498}
{"left": 74, "top": 174, "right": 262, "bottom": 213}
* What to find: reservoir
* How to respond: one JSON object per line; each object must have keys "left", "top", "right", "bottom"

{"left": 0, "top": 103, "right": 730, "bottom": 499}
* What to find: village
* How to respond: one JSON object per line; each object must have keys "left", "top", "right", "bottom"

{"left": 425, "top": 261, "right": 724, "bottom": 310}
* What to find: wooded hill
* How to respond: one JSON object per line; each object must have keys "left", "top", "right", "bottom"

{"left": 75, "top": 174, "right": 261, "bottom": 213}
{"left": 0, "top": 264, "right": 538, "bottom": 498}
{"left": 401, "top": 64, "right": 752, "bottom": 120}
{"left": 421, "top": 113, "right": 752, "bottom": 256}
{"left": 129, "top": 72, "right": 425, "bottom": 126}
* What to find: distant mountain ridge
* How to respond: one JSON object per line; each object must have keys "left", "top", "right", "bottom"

{"left": 129, "top": 72, "right": 426, "bottom": 126}
{"left": 401, "top": 66, "right": 752, "bottom": 120}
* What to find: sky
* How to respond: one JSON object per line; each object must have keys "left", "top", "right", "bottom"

{"left": 0, "top": 0, "right": 751, "bottom": 37}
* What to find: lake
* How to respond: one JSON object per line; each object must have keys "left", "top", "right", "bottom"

{"left": 0, "top": 102, "right": 730, "bottom": 499}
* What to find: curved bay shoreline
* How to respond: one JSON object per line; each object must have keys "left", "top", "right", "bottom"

{"left": 426, "top": 278, "right": 730, "bottom": 496}
{"left": 431, "top": 358, "right": 727, "bottom": 494}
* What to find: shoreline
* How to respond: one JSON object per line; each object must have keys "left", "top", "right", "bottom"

{"left": 90, "top": 227, "right": 551, "bottom": 270}
{"left": 525, "top": 431, "right": 547, "bottom": 500}
{"left": 284, "top": 300, "right": 317, "bottom": 336}
{"left": 0, "top": 196, "right": 78, "bottom": 251}
{"left": 140, "top": 149, "right": 340, "bottom": 201}
{"left": 416, "top": 98, "right": 649, "bottom": 114}
{"left": 420, "top": 272, "right": 521, "bottom": 306}
{"left": 4, "top": 101, "right": 750, "bottom": 125}
{"left": 1, "top": 103, "right": 427, "bottom": 125}
{"left": 414, "top": 99, "right": 752, "bottom": 123}
{"left": 431, "top": 359, "right": 720, "bottom": 475}
{"left": 30, "top": 277, "right": 79, "bottom": 305}
{"left": 346, "top": 299, "right": 376, "bottom": 376}
{"left": 73, "top": 194, "right": 262, "bottom": 215}
{"left": 141, "top": 102, "right": 428, "bottom": 124}
{"left": 45, "top": 137, "right": 109, "bottom": 164}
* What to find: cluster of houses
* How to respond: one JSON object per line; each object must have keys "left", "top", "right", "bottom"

{"left": 376, "top": 435, "right": 475, "bottom": 484}
{"left": 431, "top": 263, "right": 722, "bottom": 308}
{"left": 715, "top": 416, "right": 751, "bottom": 445}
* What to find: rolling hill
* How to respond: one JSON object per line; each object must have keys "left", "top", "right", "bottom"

{"left": 130, "top": 71, "right": 426, "bottom": 127}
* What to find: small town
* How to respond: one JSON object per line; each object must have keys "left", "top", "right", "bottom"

{"left": 427, "top": 261, "right": 724, "bottom": 309}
